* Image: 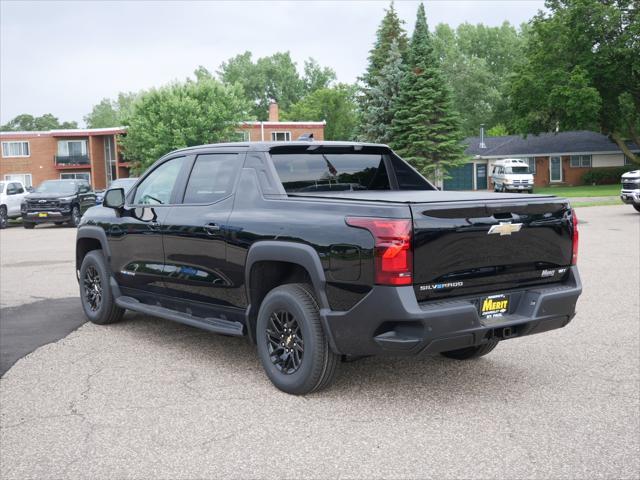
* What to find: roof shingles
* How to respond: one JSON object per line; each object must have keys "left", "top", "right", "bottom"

{"left": 464, "top": 130, "right": 639, "bottom": 157}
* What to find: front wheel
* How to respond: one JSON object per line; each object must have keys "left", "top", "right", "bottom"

{"left": 634, "top": 204, "right": 640, "bottom": 213}
{"left": 69, "top": 205, "right": 81, "bottom": 227}
{"left": 256, "top": 283, "right": 339, "bottom": 395}
{"left": 80, "top": 250, "right": 124, "bottom": 325}
{"left": 23, "top": 221, "right": 35, "bottom": 229}
{"left": 0, "top": 206, "right": 7, "bottom": 229}
{"left": 441, "top": 339, "right": 499, "bottom": 360}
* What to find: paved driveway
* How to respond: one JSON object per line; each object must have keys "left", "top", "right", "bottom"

{"left": 0, "top": 206, "right": 638, "bottom": 479}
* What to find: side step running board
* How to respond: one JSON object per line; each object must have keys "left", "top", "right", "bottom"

{"left": 115, "top": 296, "right": 244, "bottom": 337}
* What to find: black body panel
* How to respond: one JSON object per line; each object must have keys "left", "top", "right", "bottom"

{"left": 77, "top": 141, "right": 581, "bottom": 357}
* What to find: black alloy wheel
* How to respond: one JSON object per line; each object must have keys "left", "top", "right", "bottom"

{"left": 266, "top": 310, "right": 304, "bottom": 375}
{"left": 83, "top": 265, "right": 103, "bottom": 312}
{"left": 256, "top": 283, "right": 339, "bottom": 394}
{"left": 0, "top": 207, "right": 7, "bottom": 229}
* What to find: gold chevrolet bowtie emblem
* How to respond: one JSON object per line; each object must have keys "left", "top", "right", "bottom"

{"left": 488, "top": 222, "right": 523, "bottom": 236}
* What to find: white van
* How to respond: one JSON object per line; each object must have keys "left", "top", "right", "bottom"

{"left": 491, "top": 159, "right": 534, "bottom": 193}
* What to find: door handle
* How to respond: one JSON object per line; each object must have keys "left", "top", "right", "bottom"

{"left": 204, "top": 223, "right": 221, "bottom": 235}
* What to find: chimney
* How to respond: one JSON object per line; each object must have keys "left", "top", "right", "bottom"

{"left": 268, "top": 101, "right": 279, "bottom": 122}
{"left": 479, "top": 124, "right": 487, "bottom": 149}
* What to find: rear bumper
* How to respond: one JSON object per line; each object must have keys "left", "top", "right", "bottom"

{"left": 323, "top": 266, "right": 582, "bottom": 356}
{"left": 620, "top": 190, "right": 640, "bottom": 205}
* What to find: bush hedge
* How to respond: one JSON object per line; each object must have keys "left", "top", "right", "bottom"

{"left": 582, "top": 166, "right": 637, "bottom": 185}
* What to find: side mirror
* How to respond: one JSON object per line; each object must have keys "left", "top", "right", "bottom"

{"left": 26, "top": 186, "right": 34, "bottom": 192}
{"left": 104, "top": 188, "right": 125, "bottom": 209}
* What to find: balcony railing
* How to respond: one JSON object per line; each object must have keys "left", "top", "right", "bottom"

{"left": 54, "top": 154, "right": 90, "bottom": 166}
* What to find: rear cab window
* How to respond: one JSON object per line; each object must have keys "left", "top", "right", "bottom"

{"left": 269, "top": 145, "right": 434, "bottom": 193}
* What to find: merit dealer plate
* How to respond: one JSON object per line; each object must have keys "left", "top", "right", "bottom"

{"left": 38, "top": 213, "right": 48, "bottom": 218}
{"left": 479, "top": 294, "right": 509, "bottom": 318}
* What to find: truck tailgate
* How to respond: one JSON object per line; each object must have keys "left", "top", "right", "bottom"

{"left": 411, "top": 199, "right": 574, "bottom": 301}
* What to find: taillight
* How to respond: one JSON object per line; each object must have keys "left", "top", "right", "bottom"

{"left": 346, "top": 217, "right": 413, "bottom": 286}
{"left": 571, "top": 209, "right": 579, "bottom": 265}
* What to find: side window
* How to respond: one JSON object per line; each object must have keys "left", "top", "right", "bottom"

{"left": 133, "top": 157, "right": 185, "bottom": 205}
{"left": 14, "top": 183, "right": 24, "bottom": 194}
{"left": 182, "top": 154, "right": 241, "bottom": 204}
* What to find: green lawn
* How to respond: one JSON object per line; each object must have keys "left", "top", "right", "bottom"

{"left": 533, "top": 184, "right": 620, "bottom": 197}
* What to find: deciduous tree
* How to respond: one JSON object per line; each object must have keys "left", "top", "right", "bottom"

{"left": 284, "top": 84, "right": 357, "bottom": 141}
{"left": 121, "top": 76, "right": 249, "bottom": 172}
{"left": 509, "top": 0, "right": 639, "bottom": 162}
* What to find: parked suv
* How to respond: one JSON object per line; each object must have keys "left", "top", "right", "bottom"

{"left": 22, "top": 179, "right": 95, "bottom": 228}
{"left": 0, "top": 180, "right": 29, "bottom": 229}
{"left": 95, "top": 177, "right": 138, "bottom": 205}
{"left": 76, "top": 142, "right": 581, "bottom": 394}
{"left": 620, "top": 170, "right": 640, "bottom": 212}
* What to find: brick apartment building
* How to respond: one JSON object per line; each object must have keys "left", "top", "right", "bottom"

{"left": 1, "top": 102, "right": 324, "bottom": 190}
{"left": 237, "top": 102, "right": 325, "bottom": 142}
{"left": 0, "top": 127, "right": 129, "bottom": 190}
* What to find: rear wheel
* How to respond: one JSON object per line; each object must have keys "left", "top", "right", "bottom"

{"left": 441, "top": 339, "right": 499, "bottom": 360}
{"left": 0, "top": 206, "right": 7, "bottom": 229}
{"left": 256, "top": 283, "right": 339, "bottom": 395}
{"left": 80, "top": 250, "right": 124, "bottom": 325}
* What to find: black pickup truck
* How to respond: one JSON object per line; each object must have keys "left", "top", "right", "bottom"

{"left": 22, "top": 179, "right": 95, "bottom": 228}
{"left": 76, "top": 142, "right": 581, "bottom": 394}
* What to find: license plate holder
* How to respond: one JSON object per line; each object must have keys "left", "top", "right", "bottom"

{"left": 479, "top": 294, "right": 509, "bottom": 318}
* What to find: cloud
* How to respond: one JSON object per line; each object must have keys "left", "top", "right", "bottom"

{"left": 0, "top": 0, "right": 545, "bottom": 125}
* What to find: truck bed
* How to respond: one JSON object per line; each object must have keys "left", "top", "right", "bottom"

{"left": 288, "top": 190, "right": 560, "bottom": 204}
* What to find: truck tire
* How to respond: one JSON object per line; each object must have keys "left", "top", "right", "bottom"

{"left": 634, "top": 205, "right": 640, "bottom": 213}
{"left": 256, "top": 283, "right": 339, "bottom": 395}
{"left": 440, "top": 339, "right": 499, "bottom": 360}
{"left": 69, "top": 205, "right": 81, "bottom": 227}
{"left": 79, "top": 250, "right": 124, "bottom": 325}
{"left": 23, "top": 221, "right": 35, "bottom": 229}
{"left": 0, "top": 206, "right": 7, "bottom": 229}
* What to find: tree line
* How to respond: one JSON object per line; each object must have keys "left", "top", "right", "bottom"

{"left": 2, "top": 0, "right": 637, "bottom": 175}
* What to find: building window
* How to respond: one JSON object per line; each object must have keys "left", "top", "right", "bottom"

{"left": 525, "top": 157, "right": 536, "bottom": 174}
{"left": 4, "top": 173, "right": 32, "bottom": 187}
{"left": 271, "top": 131, "right": 291, "bottom": 142}
{"left": 570, "top": 155, "right": 592, "bottom": 168}
{"left": 57, "top": 139, "right": 87, "bottom": 157}
{"left": 1, "top": 141, "right": 30, "bottom": 157}
{"left": 60, "top": 172, "right": 90, "bottom": 182}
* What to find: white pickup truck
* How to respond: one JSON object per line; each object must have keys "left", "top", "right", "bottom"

{"left": 620, "top": 170, "right": 640, "bottom": 212}
{"left": 0, "top": 180, "right": 29, "bottom": 228}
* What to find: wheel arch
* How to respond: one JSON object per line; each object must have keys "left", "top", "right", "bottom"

{"left": 76, "top": 226, "right": 111, "bottom": 275}
{"left": 244, "top": 241, "right": 336, "bottom": 350}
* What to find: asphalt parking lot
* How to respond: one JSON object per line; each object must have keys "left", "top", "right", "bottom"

{"left": 1, "top": 205, "right": 639, "bottom": 479}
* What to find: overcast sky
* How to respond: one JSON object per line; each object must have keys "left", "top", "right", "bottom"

{"left": 0, "top": 0, "right": 545, "bottom": 126}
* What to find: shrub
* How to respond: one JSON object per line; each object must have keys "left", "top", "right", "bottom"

{"left": 582, "top": 166, "right": 636, "bottom": 185}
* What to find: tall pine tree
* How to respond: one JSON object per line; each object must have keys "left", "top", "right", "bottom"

{"left": 391, "top": 3, "right": 466, "bottom": 181}
{"left": 358, "top": 39, "right": 404, "bottom": 144}
{"left": 357, "top": 2, "right": 408, "bottom": 142}
{"left": 362, "top": 1, "right": 408, "bottom": 86}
